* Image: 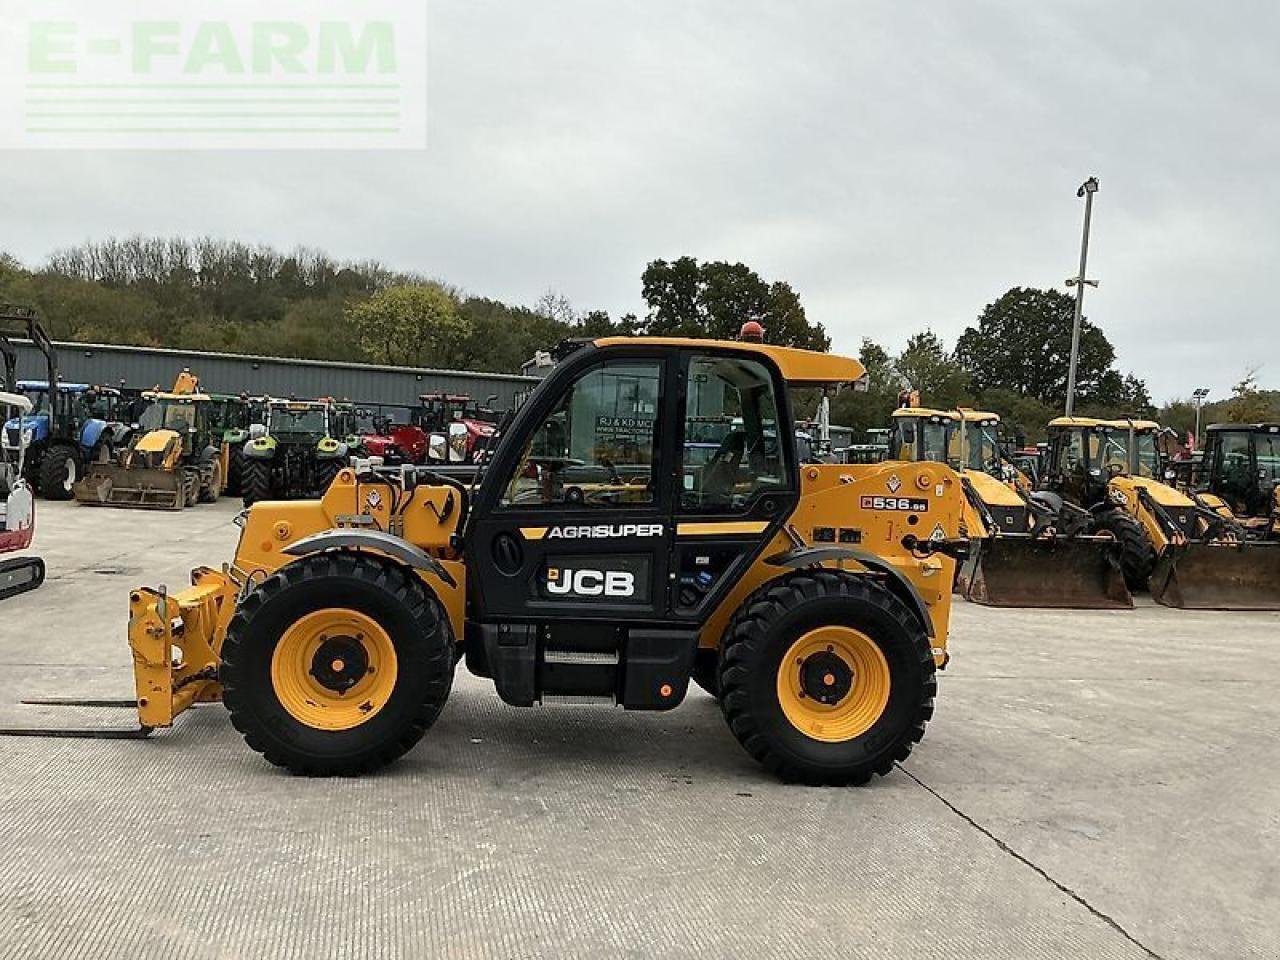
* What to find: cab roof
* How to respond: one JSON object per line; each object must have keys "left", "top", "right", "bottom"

{"left": 592, "top": 337, "right": 866, "bottom": 387}
{"left": 145, "top": 392, "right": 212, "bottom": 402}
{"left": 890, "top": 406, "right": 955, "bottom": 420}
{"left": 18, "top": 380, "right": 90, "bottom": 392}
{"left": 1206, "top": 422, "right": 1280, "bottom": 432}
{"left": 1047, "top": 416, "right": 1161, "bottom": 431}
{"left": 955, "top": 408, "right": 1000, "bottom": 423}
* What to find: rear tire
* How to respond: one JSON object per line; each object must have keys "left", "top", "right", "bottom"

{"left": 1093, "top": 511, "right": 1154, "bottom": 591}
{"left": 241, "top": 458, "right": 272, "bottom": 507}
{"left": 38, "top": 444, "right": 79, "bottom": 500}
{"left": 719, "top": 570, "right": 935, "bottom": 786}
{"left": 220, "top": 552, "right": 454, "bottom": 775}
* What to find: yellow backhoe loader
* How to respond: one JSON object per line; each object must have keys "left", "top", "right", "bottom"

{"left": 2, "top": 336, "right": 969, "bottom": 786}
{"left": 73, "top": 371, "right": 230, "bottom": 510}
{"left": 1041, "top": 417, "right": 1280, "bottom": 609}
{"left": 890, "top": 405, "right": 1130, "bottom": 608}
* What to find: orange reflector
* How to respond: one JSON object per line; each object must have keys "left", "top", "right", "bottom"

{"left": 659, "top": 683, "right": 673, "bottom": 698}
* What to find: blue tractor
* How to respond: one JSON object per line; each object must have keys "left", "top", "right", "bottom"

{"left": 0, "top": 309, "right": 127, "bottom": 500}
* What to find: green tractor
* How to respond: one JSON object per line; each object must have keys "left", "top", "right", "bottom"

{"left": 240, "top": 398, "right": 349, "bottom": 506}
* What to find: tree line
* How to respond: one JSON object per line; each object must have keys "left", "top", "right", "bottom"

{"left": 1, "top": 237, "right": 1273, "bottom": 442}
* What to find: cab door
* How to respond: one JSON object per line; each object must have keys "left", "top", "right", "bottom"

{"left": 466, "top": 346, "right": 678, "bottom": 625}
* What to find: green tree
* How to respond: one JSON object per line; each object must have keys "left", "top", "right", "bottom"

{"left": 827, "top": 338, "right": 901, "bottom": 435}
{"left": 347, "top": 285, "right": 470, "bottom": 368}
{"left": 975, "top": 388, "right": 1058, "bottom": 446}
{"left": 955, "top": 287, "right": 1143, "bottom": 409}
{"left": 1221, "top": 371, "right": 1276, "bottom": 423}
{"left": 639, "top": 257, "right": 829, "bottom": 350}
{"left": 894, "top": 330, "right": 969, "bottom": 408}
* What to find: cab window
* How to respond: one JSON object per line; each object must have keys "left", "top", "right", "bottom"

{"left": 681, "top": 355, "right": 790, "bottom": 512}
{"left": 501, "top": 360, "right": 660, "bottom": 508}
{"left": 1057, "top": 430, "right": 1079, "bottom": 473}
{"left": 1217, "top": 430, "right": 1255, "bottom": 501}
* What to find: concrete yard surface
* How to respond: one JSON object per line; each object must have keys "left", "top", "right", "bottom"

{"left": 0, "top": 500, "right": 1276, "bottom": 959}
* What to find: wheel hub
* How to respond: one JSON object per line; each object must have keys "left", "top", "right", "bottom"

{"left": 798, "top": 650, "right": 853, "bottom": 705}
{"left": 776, "top": 626, "right": 892, "bottom": 743}
{"left": 309, "top": 635, "right": 370, "bottom": 694}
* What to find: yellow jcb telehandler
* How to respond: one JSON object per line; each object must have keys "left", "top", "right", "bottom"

{"left": 889, "top": 405, "right": 1130, "bottom": 608}
{"left": 1, "top": 337, "right": 969, "bottom": 785}
{"left": 1041, "top": 417, "right": 1280, "bottom": 609}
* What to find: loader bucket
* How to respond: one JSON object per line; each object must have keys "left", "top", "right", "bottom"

{"left": 1150, "top": 541, "right": 1280, "bottom": 610}
{"left": 73, "top": 464, "right": 184, "bottom": 510}
{"left": 960, "top": 535, "right": 1133, "bottom": 609}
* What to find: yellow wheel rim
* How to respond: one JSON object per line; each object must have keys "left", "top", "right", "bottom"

{"left": 270, "top": 608, "right": 398, "bottom": 731}
{"left": 776, "top": 626, "right": 891, "bottom": 743}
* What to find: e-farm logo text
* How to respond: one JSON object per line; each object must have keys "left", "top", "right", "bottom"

{"left": 0, "top": 1, "right": 427, "bottom": 149}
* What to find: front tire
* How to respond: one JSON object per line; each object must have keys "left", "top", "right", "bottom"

{"left": 38, "top": 444, "right": 79, "bottom": 500}
{"left": 220, "top": 552, "right": 454, "bottom": 775}
{"left": 719, "top": 570, "right": 935, "bottom": 786}
{"left": 225, "top": 446, "right": 244, "bottom": 497}
{"left": 199, "top": 457, "right": 223, "bottom": 503}
{"left": 1093, "top": 511, "right": 1154, "bottom": 591}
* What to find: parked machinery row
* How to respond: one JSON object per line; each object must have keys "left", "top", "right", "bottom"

{"left": 889, "top": 400, "right": 1280, "bottom": 611}
{"left": 0, "top": 306, "right": 507, "bottom": 510}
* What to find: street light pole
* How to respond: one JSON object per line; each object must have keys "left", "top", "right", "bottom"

{"left": 1064, "top": 177, "right": 1100, "bottom": 417}
{"left": 1192, "top": 387, "right": 1210, "bottom": 448}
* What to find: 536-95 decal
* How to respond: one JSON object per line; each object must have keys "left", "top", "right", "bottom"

{"left": 860, "top": 495, "right": 929, "bottom": 513}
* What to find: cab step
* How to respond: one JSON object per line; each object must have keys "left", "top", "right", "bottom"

{"left": 543, "top": 649, "right": 619, "bottom": 665}
{"left": 539, "top": 693, "right": 616, "bottom": 706}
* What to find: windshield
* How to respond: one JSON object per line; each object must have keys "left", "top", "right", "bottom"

{"left": 139, "top": 399, "right": 198, "bottom": 433}
{"left": 271, "top": 406, "right": 328, "bottom": 436}
{"left": 1092, "top": 429, "right": 1129, "bottom": 474}
{"left": 963, "top": 423, "right": 1001, "bottom": 472}
{"left": 20, "top": 387, "right": 50, "bottom": 415}
{"left": 893, "top": 418, "right": 952, "bottom": 462}
{"left": 1134, "top": 431, "right": 1160, "bottom": 478}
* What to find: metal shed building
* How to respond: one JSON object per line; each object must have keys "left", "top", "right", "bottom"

{"left": 9, "top": 339, "right": 539, "bottom": 409}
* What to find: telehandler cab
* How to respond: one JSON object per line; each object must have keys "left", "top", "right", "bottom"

{"left": 1, "top": 338, "right": 968, "bottom": 785}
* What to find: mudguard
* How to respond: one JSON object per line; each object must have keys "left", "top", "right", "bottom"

{"left": 283, "top": 529, "right": 457, "bottom": 588}
{"left": 79, "top": 418, "right": 108, "bottom": 452}
{"left": 243, "top": 436, "right": 277, "bottom": 460}
{"left": 764, "top": 544, "right": 935, "bottom": 639}
{"left": 316, "top": 438, "right": 348, "bottom": 461}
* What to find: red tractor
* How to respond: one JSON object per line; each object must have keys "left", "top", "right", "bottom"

{"left": 356, "top": 404, "right": 429, "bottom": 466}
{"left": 417, "top": 392, "right": 500, "bottom": 464}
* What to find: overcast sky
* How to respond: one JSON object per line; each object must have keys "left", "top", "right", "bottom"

{"left": 4, "top": 0, "right": 1278, "bottom": 403}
